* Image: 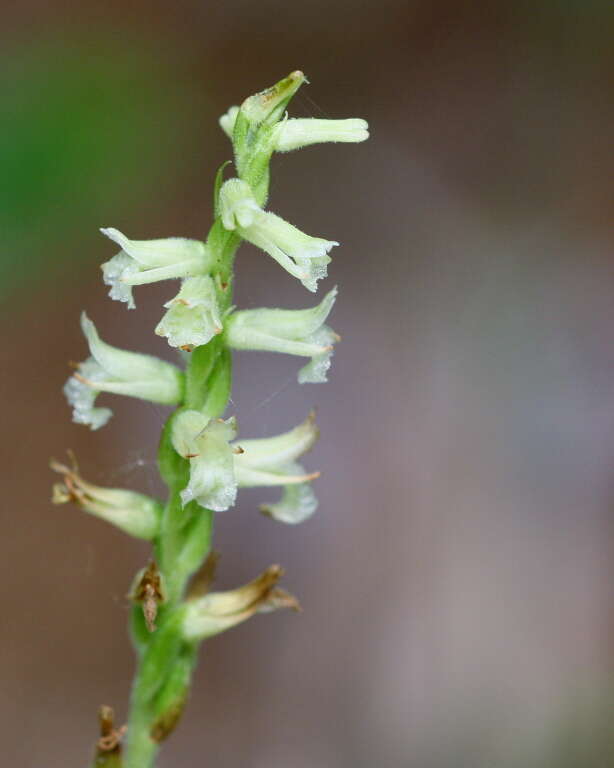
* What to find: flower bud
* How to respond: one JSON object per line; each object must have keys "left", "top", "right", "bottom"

{"left": 50, "top": 456, "right": 160, "bottom": 539}
{"left": 100, "top": 227, "right": 212, "bottom": 309}
{"left": 171, "top": 410, "right": 238, "bottom": 512}
{"left": 233, "top": 413, "right": 320, "bottom": 524}
{"left": 273, "top": 117, "right": 369, "bottom": 152}
{"left": 155, "top": 276, "right": 223, "bottom": 350}
{"left": 238, "top": 70, "right": 306, "bottom": 129}
{"left": 219, "top": 179, "right": 337, "bottom": 292}
{"left": 182, "top": 565, "right": 300, "bottom": 641}
{"left": 64, "top": 313, "right": 184, "bottom": 429}
{"left": 225, "top": 287, "right": 339, "bottom": 383}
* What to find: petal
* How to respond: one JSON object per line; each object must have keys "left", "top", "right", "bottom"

{"left": 101, "top": 252, "right": 137, "bottom": 309}
{"left": 100, "top": 227, "right": 208, "bottom": 269}
{"left": 298, "top": 326, "right": 338, "bottom": 384}
{"left": 260, "top": 464, "right": 319, "bottom": 524}
{"left": 274, "top": 118, "right": 369, "bottom": 152}
{"left": 155, "top": 276, "right": 223, "bottom": 349}
{"left": 233, "top": 413, "right": 319, "bottom": 471}
{"left": 63, "top": 358, "right": 112, "bottom": 430}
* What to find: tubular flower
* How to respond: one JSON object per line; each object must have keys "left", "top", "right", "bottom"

{"left": 218, "top": 178, "right": 338, "bottom": 292}
{"left": 100, "top": 227, "right": 212, "bottom": 309}
{"left": 171, "top": 410, "right": 238, "bottom": 512}
{"left": 50, "top": 455, "right": 160, "bottom": 540}
{"left": 182, "top": 565, "right": 299, "bottom": 641}
{"left": 155, "top": 276, "right": 223, "bottom": 350}
{"left": 64, "top": 313, "right": 183, "bottom": 430}
{"left": 220, "top": 108, "right": 369, "bottom": 152}
{"left": 225, "top": 287, "right": 339, "bottom": 383}
{"left": 233, "top": 413, "right": 320, "bottom": 524}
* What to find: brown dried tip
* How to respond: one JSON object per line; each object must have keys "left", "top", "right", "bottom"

{"left": 186, "top": 550, "right": 221, "bottom": 599}
{"left": 96, "top": 705, "right": 126, "bottom": 755}
{"left": 131, "top": 561, "right": 165, "bottom": 632}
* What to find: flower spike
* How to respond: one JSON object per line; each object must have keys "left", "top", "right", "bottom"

{"left": 64, "top": 313, "right": 183, "bottom": 429}
{"left": 219, "top": 179, "right": 337, "bottom": 292}
{"left": 225, "top": 287, "right": 339, "bottom": 383}
{"left": 100, "top": 228, "right": 212, "bottom": 309}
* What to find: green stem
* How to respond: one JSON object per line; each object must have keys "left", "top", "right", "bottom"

{"left": 123, "top": 220, "right": 241, "bottom": 768}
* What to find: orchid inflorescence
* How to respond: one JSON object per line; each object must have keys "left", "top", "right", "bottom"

{"left": 52, "top": 71, "right": 368, "bottom": 768}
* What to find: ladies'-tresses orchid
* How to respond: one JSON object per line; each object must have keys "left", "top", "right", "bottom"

{"left": 220, "top": 106, "right": 369, "bottom": 153}
{"left": 225, "top": 287, "right": 339, "bottom": 384}
{"left": 50, "top": 455, "right": 161, "bottom": 540}
{"left": 155, "top": 275, "right": 223, "bottom": 350}
{"left": 52, "top": 72, "right": 369, "bottom": 765}
{"left": 100, "top": 227, "right": 213, "bottom": 309}
{"left": 182, "top": 564, "right": 300, "bottom": 642}
{"left": 171, "top": 411, "right": 320, "bottom": 523}
{"left": 218, "top": 178, "right": 338, "bottom": 293}
{"left": 64, "top": 313, "right": 183, "bottom": 430}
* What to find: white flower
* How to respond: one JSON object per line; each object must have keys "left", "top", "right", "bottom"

{"left": 50, "top": 455, "right": 160, "bottom": 540}
{"left": 100, "top": 227, "right": 212, "bottom": 309}
{"left": 171, "top": 410, "right": 238, "bottom": 512}
{"left": 64, "top": 313, "right": 184, "bottom": 430}
{"left": 182, "top": 564, "right": 299, "bottom": 641}
{"left": 274, "top": 117, "right": 369, "bottom": 152}
{"left": 219, "top": 179, "right": 337, "bottom": 292}
{"left": 155, "top": 276, "right": 223, "bottom": 350}
{"left": 225, "top": 287, "right": 339, "bottom": 383}
{"left": 220, "top": 107, "right": 369, "bottom": 152}
{"left": 233, "top": 413, "right": 320, "bottom": 524}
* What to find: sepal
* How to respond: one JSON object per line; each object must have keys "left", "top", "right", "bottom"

{"left": 225, "top": 287, "right": 339, "bottom": 382}
{"left": 100, "top": 227, "right": 211, "bottom": 309}
{"left": 64, "top": 313, "right": 184, "bottom": 429}
{"left": 233, "top": 413, "right": 320, "bottom": 523}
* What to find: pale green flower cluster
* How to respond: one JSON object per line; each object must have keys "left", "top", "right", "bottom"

{"left": 64, "top": 71, "right": 367, "bottom": 526}
{"left": 56, "top": 71, "right": 368, "bottom": 767}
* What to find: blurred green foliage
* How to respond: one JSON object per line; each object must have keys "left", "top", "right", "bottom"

{"left": 0, "top": 37, "right": 206, "bottom": 303}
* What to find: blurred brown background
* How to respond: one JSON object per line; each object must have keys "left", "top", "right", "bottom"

{"left": 1, "top": 1, "right": 613, "bottom": 766}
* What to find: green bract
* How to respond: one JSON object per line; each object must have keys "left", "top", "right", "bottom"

{"left": 54, "top": 71, "right": 368, "bottom": 768}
